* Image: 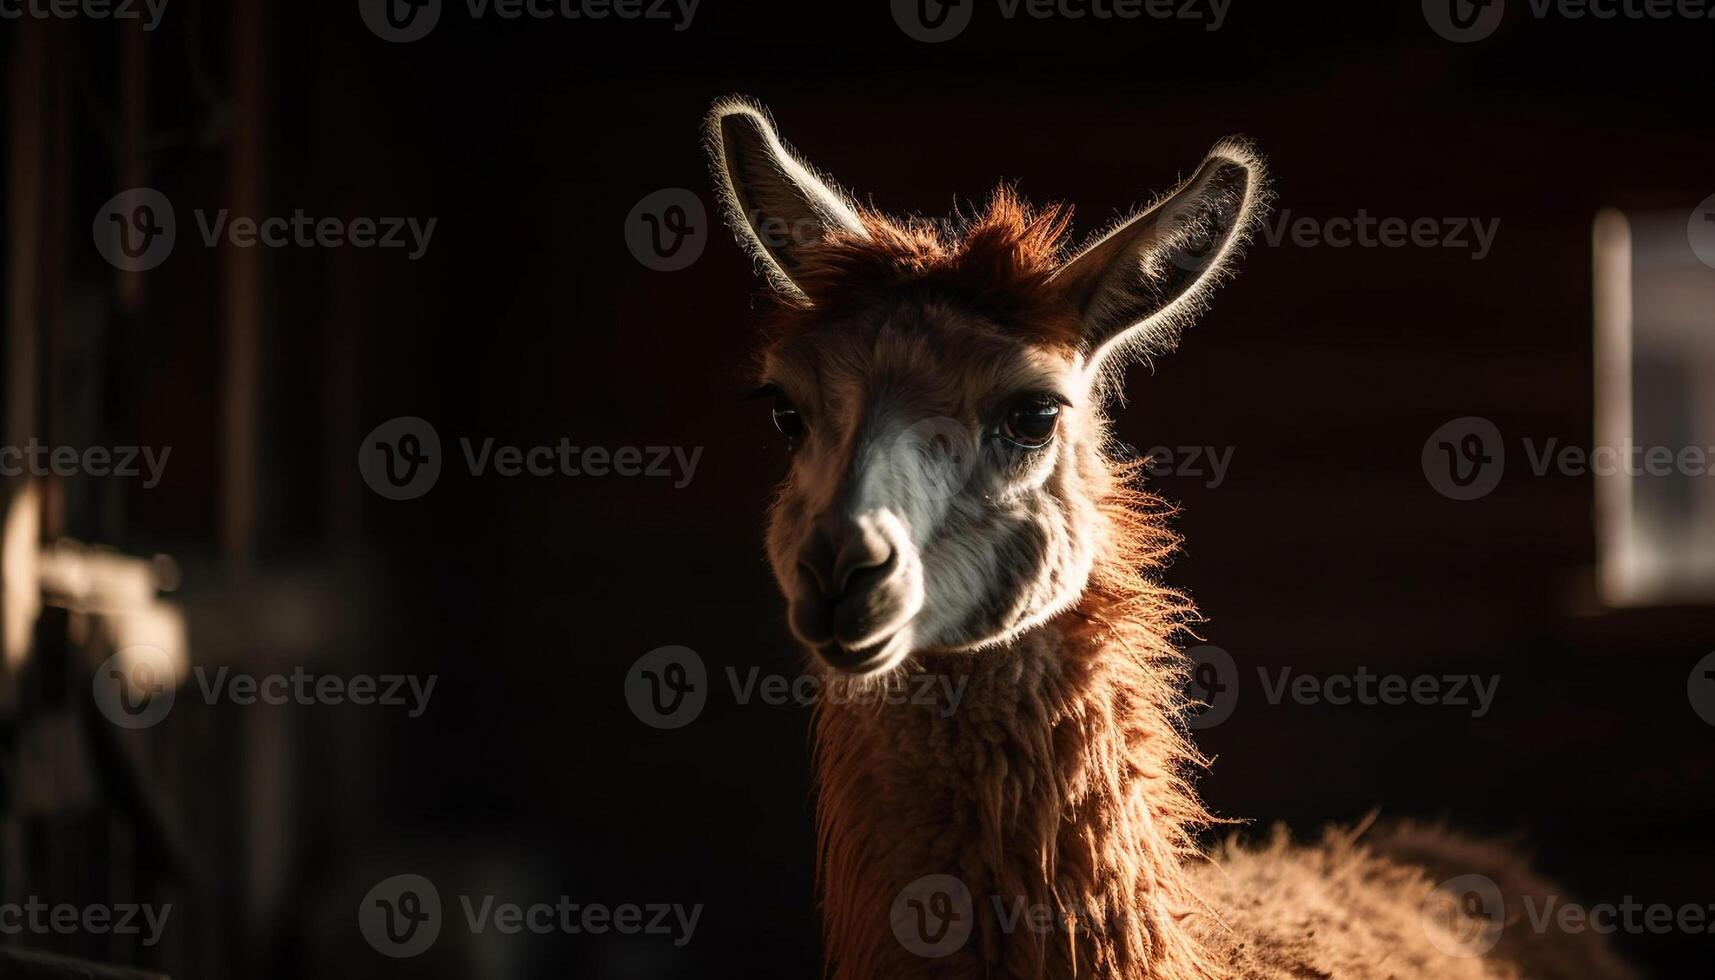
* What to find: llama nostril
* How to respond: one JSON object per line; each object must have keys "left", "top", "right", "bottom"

{"left": 837, "top": 551, "right": 897, "bottom": 600}
{"left": 830, "top": 545, "right": 894, "bottom": 599}
{"left": 802, "top": 511, "right": 895, "bottom": 601}
{"left": 797, "top": 558, "right": 830, "bottom": 598}
{"left": 798, "top": 518, "right": 839, "bottom": 597}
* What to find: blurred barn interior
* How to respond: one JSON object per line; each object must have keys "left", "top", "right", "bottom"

{"left": 0, "top": 2, "right": 1711, "bottom": 977}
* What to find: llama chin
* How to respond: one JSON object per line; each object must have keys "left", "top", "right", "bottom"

{"left": 707, "top": 96, "right": 1639, "bottom": 980}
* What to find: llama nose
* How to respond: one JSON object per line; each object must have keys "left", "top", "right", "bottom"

{"left": 799, "top": 512, "right": 896, "bottom": 601}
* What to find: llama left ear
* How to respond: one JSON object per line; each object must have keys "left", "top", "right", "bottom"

{"left": 1054, "top": 140, "right": 1268, "bottom": 380}
{"left": 704, "top": 96, "right": 870, "bottom": 303}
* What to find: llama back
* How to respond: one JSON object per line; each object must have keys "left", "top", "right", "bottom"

{"left": 1188, "top": 823, "right": 1642, "bottom": 980}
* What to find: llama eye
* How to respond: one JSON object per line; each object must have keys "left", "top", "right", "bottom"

{"left": 999, "top": 395, "right": 1062, "bottom": 449}
{"left": 771, "top": 397, "right": 805, "bottom": 441}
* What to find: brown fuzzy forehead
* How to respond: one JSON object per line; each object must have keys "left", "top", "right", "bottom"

{"left": 759, "top": 187, "right": 1085, "bottom": 349}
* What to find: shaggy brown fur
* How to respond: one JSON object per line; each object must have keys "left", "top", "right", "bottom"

{"left": 813, "top": 467, "right": 1212, "bottom": 979}
{"left": 1189, "top": 822, "right": 1645, "bottom": 980}
{"left": 760, "top": 191, "right": 1085, "bottom": 350}
{"left": 773, "top": 200, "right": 1638, "bottom": 980}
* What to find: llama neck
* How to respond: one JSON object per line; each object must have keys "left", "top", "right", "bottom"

{"left": 812, "top": 602, "right": 1218, "bottom": 980}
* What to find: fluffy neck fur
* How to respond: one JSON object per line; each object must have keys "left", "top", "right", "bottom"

{"left": 812, "top": 475, "right": 1221, "bottom": 980}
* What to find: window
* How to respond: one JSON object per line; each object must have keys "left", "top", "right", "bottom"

{"left": 1593, "top": 205, "right": 1715, "bottom": 606}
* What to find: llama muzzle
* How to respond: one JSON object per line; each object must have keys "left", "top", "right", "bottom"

{"left": 789, "top": 509, "right": 923, "bottom": 673}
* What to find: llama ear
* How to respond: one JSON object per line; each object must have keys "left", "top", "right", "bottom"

{"left": 705, "top": 97, "right": 869, "bottom": 302}
{"left": 1054, "top": 140, "right": 1268, "bottom": 381}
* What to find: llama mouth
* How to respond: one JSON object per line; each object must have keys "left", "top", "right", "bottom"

{"left": 815, "top": 634, "right": 904, "bottom": 675}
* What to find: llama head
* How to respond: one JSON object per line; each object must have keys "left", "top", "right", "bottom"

{"left": 707, "top": 97, "right": 1266, "bottom": 676}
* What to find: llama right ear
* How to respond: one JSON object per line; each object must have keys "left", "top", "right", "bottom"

{"left": 705, "top": 97, "right": 869, "bottom": 303}
{"left": 1054, "top": 140, "right": 1268, "bottom": 382}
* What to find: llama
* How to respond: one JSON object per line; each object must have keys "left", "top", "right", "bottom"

{"left": 703, "top": 97, "right": 1638, "bottom": 980}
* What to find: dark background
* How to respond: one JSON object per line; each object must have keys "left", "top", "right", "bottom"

{"left": 1, "top": 0, "right": 1712, "bottom": 977}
